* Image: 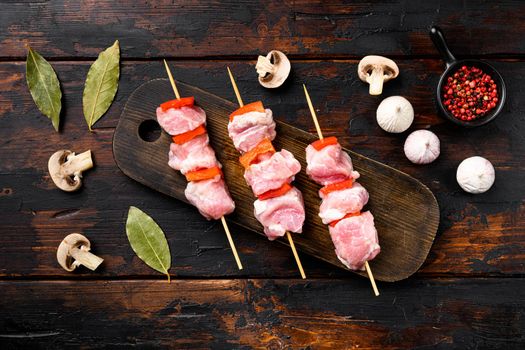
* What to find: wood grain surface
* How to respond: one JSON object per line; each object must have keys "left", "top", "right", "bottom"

{"left": 0, "top": 60, "right": 523, "bottom": 281}
{"left": 2, "top": 1, "right": 525, "bottom": 59}
{"left": 1, "top": 0, "right": 524, "bottom": 348}
{"left": 113, "top": 79, "right": 439, "bottom": 282}
{"left": 1, "top": 279, "right": 523, "bottom": 349}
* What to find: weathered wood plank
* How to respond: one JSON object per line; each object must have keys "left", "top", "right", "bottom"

{"left": 0, "top": 60, "right": 523, "bottom": 278}
{"left": 1, "top": 1, "right": 525, "bottom": 59}
{"left": 0, "top": 279, "right": 524, "bottom": 349}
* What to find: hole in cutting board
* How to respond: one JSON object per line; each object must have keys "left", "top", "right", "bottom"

{"left": 138, "top": 119, "right": 161, "bottom": 142}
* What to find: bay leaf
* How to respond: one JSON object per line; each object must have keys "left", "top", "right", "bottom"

{"left": 83, "top": 40, "right": 120, "bottom": 131}
{"left": 26, "top": 47, "right": 62, "bottom": 131}
{"left": 126, "top": 206, "right": 171, "bottom": 281}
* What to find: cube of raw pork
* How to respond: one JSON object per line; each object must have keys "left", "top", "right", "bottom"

{"left": 228, "top": 109, "right": 276, "bottom": 153}
{"left": 244, "top": 150, "right": 301, "bottom": 196}
{"left": 328, "top": 211, "right": 380, "bottom": 270}
{"left": 306, "top": 143, "right": 360, "bottom": 186}
{"left": 185, "top": 176, "right": 235, "bottom": 220}
{"left": 253, "top": 186, "right": 305, "bottom": 240}
{"left": 157, "top": 105, "right": 206, "bottom": 136}
{"left": 168, "top": 134, "right": 219, "bottom": 174}
{"left": 318, "top": 182, "right": 369, "bottom": 224}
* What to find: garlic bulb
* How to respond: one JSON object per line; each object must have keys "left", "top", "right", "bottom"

{"left": 404, "top": 130, "right": 440, "bottom": 164}
{"left": 376, "top": 96, "right": 414, "bottom": 133}
{"left": 456, "top": 156, "right": 495, "bottom": 194}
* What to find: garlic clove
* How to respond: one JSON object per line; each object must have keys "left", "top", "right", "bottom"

{"left": 404, "top": 130, "right": 440, "bottom": 164}
{"left": 376, "top": 96, "right": 414, "bottom": 133}
{"left": 456, "top": 156, "right": 495, "bottom": 194}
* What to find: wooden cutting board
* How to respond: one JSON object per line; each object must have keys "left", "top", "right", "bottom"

{"left": 113, "top": 79, "right": 439, "bottom": 282}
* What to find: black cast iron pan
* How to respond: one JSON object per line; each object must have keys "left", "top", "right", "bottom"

{"left": 430, "top": 26, "right": 506, "bottom": 127}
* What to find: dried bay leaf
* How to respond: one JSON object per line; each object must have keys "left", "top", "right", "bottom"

{"left": 83, "top": 40, "right": 120, "bottom": 131}
{"left": 26, "top": 47, "right": 62, "bottom": 131}
{"left": 126, "top": 206, "right": 171, "bottom": 281}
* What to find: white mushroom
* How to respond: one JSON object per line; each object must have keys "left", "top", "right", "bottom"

{"left": 456, "top": 156, "right": 495, "bottom": 194}
{"left": 57, "top": 233, "right": 104, "bottom": 272}
{"left": 255, "top": 50, "right": 291, "bottom": 88}
{"left": 376, "top": 96, "right": 414, "bottom": 133}
{"left": 358, "top": 55, "right": 399, "bottom": 95}
{"left": 48, "top": 150, "right": 93, "bottom": 192}
{"left": 404, "top": 130, "right": 440, "bottom": 164}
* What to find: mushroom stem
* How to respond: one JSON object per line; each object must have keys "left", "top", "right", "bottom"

{"left": 63, "top": 150, "right": 93, "bottom": 176}
{"left": 70, "top": 245, "right": 103, "bottom": 271}
{"left": 368, "top": 68, "right": 385, "bottom": 95}
{"left": 255, "top": 50, "right": 291, "bottom": 88}
{"left": 256, "top": 55, "right": 274, "bottom": 78}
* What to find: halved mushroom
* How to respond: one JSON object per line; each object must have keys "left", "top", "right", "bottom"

{"left": 57, "top": 233, "right": 104, "bottom": 272}
{"left": 48, "top": 150, "right": 93, "bottom": 192}
{"left": 255, "top": 50, "right": 291, "bottom": 88}
{"left": 358, "top": 56, "right": 399, "bottom": 95}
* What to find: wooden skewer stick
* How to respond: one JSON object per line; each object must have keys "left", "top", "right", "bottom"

{"left": 164, "top": 60, "right": 181, "bottom": 100}
{"left": 286, "top": 232, "right": 306, "bottom": 279}
{"left": 221, "top": 216, "right": 243, "bottom": 270}
{"left": 303, "top": 84, "right": 324, "bottom": 140}
{"left": 227, "top": 67, "right": 244, "bottom": 107}
{"left": 364, "top": 261, "right": 379, "bottom": 296}
{"left": 227, "top": 66, "right": 306, "bottom": 279}
{"left": 303, "top": 84, "right": 379, "bottom": 296}
{"left": 163, "top": 60, "right": 243, "bottom": 270}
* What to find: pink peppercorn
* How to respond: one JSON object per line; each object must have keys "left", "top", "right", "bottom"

{"left": 442, "top": 65, "right": 499, "bottom": 121}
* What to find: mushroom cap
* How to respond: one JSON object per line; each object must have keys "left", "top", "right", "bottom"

{"left": 357, "top": 55, "right": 399, "bottom": 82}
{"left": 57, "top": 233, "right": 91, "bottom": 272}
{"left": 376, "top": 96, "right": 414, "bottom": 133}
{"left": 256, "top": 50, "right": 291, "bottom": 88}
{"left": 48, "top": 150, "right": 83, "bottom": 192}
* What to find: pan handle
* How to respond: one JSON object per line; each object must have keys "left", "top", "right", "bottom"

{"left": 430, "top": 26, "right": 456, "bottom": 68}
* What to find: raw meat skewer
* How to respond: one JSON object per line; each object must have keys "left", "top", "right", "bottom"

{"left": 304, "top": 84, "right": 379, "bottom": 296}
{"left": 162, "top": 60, "right": 243, "bottom": 270}
{"left": 227, "top": 67, "right": 306, "bottom": 279}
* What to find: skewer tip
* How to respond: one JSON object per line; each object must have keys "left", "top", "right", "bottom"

{"left": 303, "top": 85, "right": 324, "bottom": 140}
{"left": 286, "top": 232, "right": 306, "bottom": 279}
{"left": 227, "top": 67, "right": 244, "bottom": 107}
{"left": 365, "top": 261, "right": 380, "bottom": 296}
{"left": 220, "top": 216, "right": 243, "bottom": 270}
{"left": 227, "top": 66, "right": 234, "bottom": 80}
{"left": 163, "top": 59, "right": 180, "bottom": 99}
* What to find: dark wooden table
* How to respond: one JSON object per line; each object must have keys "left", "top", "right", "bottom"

{"left": 1, "top": 1, "right": 524, "bottom": 348}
